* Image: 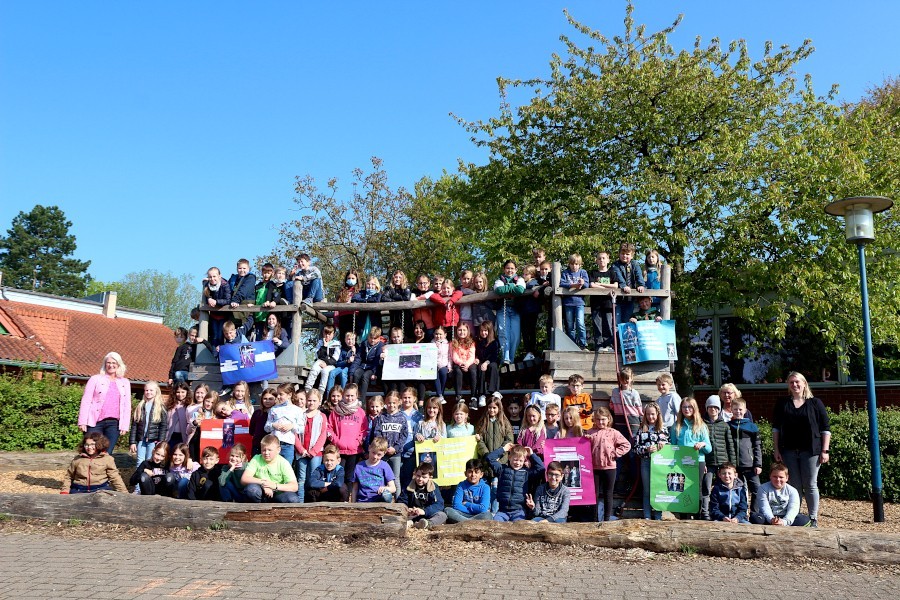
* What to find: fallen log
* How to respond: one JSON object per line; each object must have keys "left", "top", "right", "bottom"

{"left": 434, "top": 519, "right": 900, "bottom": 565}
{"left": 0, "top": 493, "right": 407, "bottom": 538}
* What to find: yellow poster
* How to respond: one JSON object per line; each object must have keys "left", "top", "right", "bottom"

{"left": 415, "top": 436, "right": 478, "bottom": 486}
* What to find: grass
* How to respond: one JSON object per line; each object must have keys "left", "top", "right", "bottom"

{"left": 679, "top": 544, "right": 698, "bottom": 556}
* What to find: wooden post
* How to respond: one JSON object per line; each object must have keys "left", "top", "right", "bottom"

{"left": 660, "top": 263, "right": 672, "bottom": 321}
{"left": 291, "top": 280, "right": 303, "bottom": 367}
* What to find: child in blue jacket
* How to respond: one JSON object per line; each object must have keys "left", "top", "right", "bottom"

{"left": 487, "top": 443, "right": 545, "bottom": 521}
{"left": 446, "top": 459, "right": 493, "bottom": 522}
{"left": 709, "top": 463, "right": 749, "bottom": 523}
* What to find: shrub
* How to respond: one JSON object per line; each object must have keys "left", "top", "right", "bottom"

{"left": 758, "top": 405, "right": 900, "bottom": 503}
{"left": 0, "top": 370, "right": 85, "bottom": 451}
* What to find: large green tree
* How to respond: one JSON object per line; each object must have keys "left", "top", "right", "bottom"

{"left": 87, "top": 270, "right": 198, "bottom": 329}
{"left": 451, "top": 3, "right": 900, "bottom": 390}
{"left": 0, "top": 205, "right": 91, "bottom": 297}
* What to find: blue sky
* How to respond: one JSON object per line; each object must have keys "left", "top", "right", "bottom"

{"left": 1, "top": 1, "right": 897, "bottom": 289}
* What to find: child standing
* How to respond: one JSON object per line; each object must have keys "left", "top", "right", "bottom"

{"left": 250, "top": 387, "right": 277, "bottom": 456}
{"left": 470, "top": 272, "right": 496, "bottom": 332}
{"left": 446, "top": 459, "right": 492, "bottom": 522}
{"left": 559, "top": 407, "right": 584, "bottom": 438}
{"left": 166, "top": 381, "right": 191, "bottom": 448}
{"left": 644, "top": 249, "right": 662, "bottom": 307}
{"left": 655, "top": 373, "right": 682, "bottom": 429}
{"left": 399, "top": 387, "right": 423, "bottom": 489}
{"left": 728, "top": 397, "right": 762, "bottom": 512}
{"left": 669, "top": 397, "right": 712, "bottom": 516}
{"left": 350, "top": 437, "right": 396, "bottom": 503}
{"left": 611, "top": 242, "right": 645, "bottom": 328}
{"left": 228, "top": 258, "right": 257, "bottom": 309}
{"left": 632, "top": 402, "right": 669, "bottom": 520}
{"left": 527, "top": 461, "right": 571, "bottom": 523}
{"left": 517, "top": 405, "right": 547, "bottom": 458}
{"left": 415, "top": 398, "right": 447, "bottom": 442}
{"left": 129, "top": 382, "right": 169, "bottom": 465}
{"left": 309, "top": 445, "right": 349, "bottom": 502}
{"left": 62, "top": 433, "right": 127, "bottom": 494}
{"left": 371, "top": 391, "right": 409, "bottom": 486}
{"left": 527, "top": 374, "right": 561, "bottom": 418}
{"left": 589, "top": 251, "right": 617, "bottom": 352}
{"left": 203, "top": 267, "right": 232, "bottom": 347}
{"left": 544, "top": 404, "right": 562, "bottom": 440}
{"left": 559, "top": 253, "right": 590, "bottom": 349}
{"left": 449, "top": 323, "right": 478, "bottom": 407}
{"left": 473, "top": 321, "right": 500, "bottom": 408}
{"left": 327, "top": 383, "right": 368, "bottom": 478}
{"left": 709, "top": 463, "right": 749, "bottom": 524}
{"left": 701, "top": 395, "right": 736, "bottom": 520}
{"left": 487, "top": 443, "right": 545, "bottom": 521}
{"left": 382, "top": 269, "right": 413, "bottom": 336}
{"left": 586, "top": 407, "right": 632, "bottom": 521}
{"left": 493, "top": 260, "right": 525, "bottom": 365}
{"left": 264, "top": 383, "right": 306, "bottom": 465}
{"left": 458, "top": 269, "right": 476, "bottom": 334}
{"left": 398, "top": 462, "right": 447, "bottom": 529}
{"left": 506, "top": 397, "right": 523, "bottom": 438}
{"left": 610, "top": 367, "right": 643, "bottom": 438}
{"left": 433, "top": 326, "right": 451, "bottom": 404}
{"left": 447, "top": 403, "right": 475, "bottom": 438}
{"left": 412, "top": 275, "right": 436, "bottom": 340}
{"left": 476, "top": 397, "right": 514, "bottom": 512}
{"left": 296, "top": 389, "right": 328, "bottom": 502}
{"left": 563, "top": 374, "right": 593, "bottom": 430}
{"left": 240, "top": 434, "right": 301, "bottom": 503}
{"left": 518, "top": 265, "right": 542, "bottom": 361}
{"left": 230, "top": 381, "right": 254, "bottom": 419}
{"left": 307, "top": 325, "right": 342, "bottom": 395}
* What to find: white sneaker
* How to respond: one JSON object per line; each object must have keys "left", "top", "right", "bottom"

{"left": 438, "top": 395, "right": 446, "bottom": 404}
{"left": 491, "top": 391, "right": 503, "bottom": 402}
{"left": 523, "top": 352, "right": 535, "bottom": 361}
{"left": 478, "top": 395, "right": 487, "bottom": 407}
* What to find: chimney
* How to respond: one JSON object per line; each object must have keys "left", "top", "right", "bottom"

{"left": 102, "top": 291, "right": 117, "bottom": 318}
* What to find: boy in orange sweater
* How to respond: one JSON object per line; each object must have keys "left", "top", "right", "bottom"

{"left": 562, "top": 373, "right": 593, "bottom": 430}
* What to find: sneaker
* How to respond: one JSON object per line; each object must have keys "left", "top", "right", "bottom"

{"left": 438, "top": 395, "right": 446, "bottom": 404}
{"left": 607, "top": 515, "right": 619, "bottom": 522}
{"left": 810, "top": 518, "right": 818, "bottom": 528}
{"left": 414, "top": 519, "right": 430, "bottom": 530}
{"left": 468, "top": 398, "right": 478, "bottom": 410}
{"left": 407, "top": 520, "right": 414, "bottom": 528}
{"left": 523, "top": 352, "right": 535, "bottom": 361}
{"left": 491, "top": 391, "right": 503, "bottom": 402}
{"left": 479, "top": 395, "right": 487, "bottom": 407}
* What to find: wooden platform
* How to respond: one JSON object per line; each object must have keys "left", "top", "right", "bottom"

{"left": 544, "top": 350, "right": 669, "bottom": 400}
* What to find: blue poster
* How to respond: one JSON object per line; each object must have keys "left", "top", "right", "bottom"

{"left": 219, "top": 340, "right": 278, "bottom": 384}
{"left": 617, "top": 320, "right": 677, "bottom": 364}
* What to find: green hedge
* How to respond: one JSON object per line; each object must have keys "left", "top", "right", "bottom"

{"left": 758, "top": 405, "right": 900, "bottom": 503}
{"left": 0, "top": 371, "right": 86, "bottom": 451}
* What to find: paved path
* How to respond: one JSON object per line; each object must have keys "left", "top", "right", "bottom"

{"left": 1, "top": 530, "right": 898, "bottom": 600}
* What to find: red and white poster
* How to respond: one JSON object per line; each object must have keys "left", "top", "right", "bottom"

{"left": 544, "top": 438, "right": 596, "bottom": 505}
{"left": 199, "top": 418, "right": 252, "bottom": 464}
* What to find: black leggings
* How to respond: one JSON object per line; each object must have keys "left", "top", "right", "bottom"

{"left": 451, "top": 364, "right": 478, "bottom": 400}
{"left": 594, "top": 469, "right": 617, "bottom": 521}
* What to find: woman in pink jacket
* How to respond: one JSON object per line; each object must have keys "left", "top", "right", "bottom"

{"left": 586, "top": 406, "right": 631, "bottom": 522}
{"left": 77, "top": 352, "right": 132, "bottom": 452}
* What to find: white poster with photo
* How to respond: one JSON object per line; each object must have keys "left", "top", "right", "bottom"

{"left": 381, "top": 343, "right": 438, "bottom": 381}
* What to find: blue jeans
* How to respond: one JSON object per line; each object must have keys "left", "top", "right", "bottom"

{"left": 219, "top": 479, "right": 249, "bottom": 502}
{"left": 434, "top": 366, "right": 449, "bottom": 398}
{"left": 781, "top": 449, "right": 821, "bottom": 520}
{"left": 87, "top": 419, "right": 122, "bottom": 453}
{"left": 176, "top": 477, "right": 190, "bottom": 499}
{"left": 295, "top": 455, "right": 322, "bottom": 503}
{"left": 564, "top": 304, "right": 586, "bottom": 347}
{"left": 69, "top": 482, "right": 111, "bottom": 494}
{"left": 244, "top": 483, "right": 301, "bottom": 503}
{"left": 326, "top": 367, "right": 349, "bottom": 395}
{"left": 493, "top": 508, "right": 526, "bottom": 522}
{"left": 279, "top": 441, "right": 295, "bottom": 465}
{"left": 173, "top": 370, "right": 189, "bottom": 384}
{"left": 532, "top": 517, "right": 566, "bottom": 523}
{"left": 445, "top": 507, "right": 493, "bottom": 523}
{"left": 496, "top": 306, "right": 521, "bottom": 363}
{"left": 209, "top": 318, "right": 225, "bottom": 347}
{"left": 302, "top": 278, "right": 324, "bottom": 304}
{"left": 135, "top": 440, "right": 157, "bottom": 464}
{"left": 615, "top": 301, "right": 635, "bottom": 335}
{"left": 640, "top": 457, "right": 661, "bottom": 519}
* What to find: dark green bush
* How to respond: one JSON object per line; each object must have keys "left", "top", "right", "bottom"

{"left": 0, "top": 371, "right": 85, "bottom": 451}
{"left": 758, "top": 405, "right": 900, "bottom": 503}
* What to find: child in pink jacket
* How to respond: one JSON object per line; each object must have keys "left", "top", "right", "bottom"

{"left": 586, "top": 407, "right": 631, "bottom": 522}
{"left": 327, "top": 384, "right": 368, "bottom": 480}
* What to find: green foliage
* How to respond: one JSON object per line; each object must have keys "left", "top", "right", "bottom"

{"left": 758, "top": 406, "right": 900, "bottom": 502}
{"left": 209, "top": 519, "right": 228, "bottom": 531}
{"left": 0, "top": 205, "right": 92, "bottom": 297}
{"left": 86, "top": 269, "right": 198, "bottom": 328}
{"left": 0, "top": 371, "right": 85, "bottom": 451}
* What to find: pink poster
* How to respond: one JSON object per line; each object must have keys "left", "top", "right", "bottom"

{"left": 544, "top": 438, "right": 596, "bottom": 505}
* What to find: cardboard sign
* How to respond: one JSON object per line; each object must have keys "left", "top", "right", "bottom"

{"left": 219, "top": 340, "right": 278, "bottom": 384}
{"left": 382, "top": 343, "right": 438, "bottom": 381}
{"left": 618, "top": 320, "right": 677, "bottom": 364}
{"left": 543, "top": 438, "right": 596, "bottom": 505}
{"left": 650, "top": 444, "right": 701, "bottom": 513}
{"left": 414, "top": 436, "right": 478, "bottom": 486}
{"left": 199, "top": 418, "right": 253, "bottom": 464}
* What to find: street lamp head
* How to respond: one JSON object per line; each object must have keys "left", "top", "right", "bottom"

{"left": 824, "top": 196, "right": 893, "bottom": 244}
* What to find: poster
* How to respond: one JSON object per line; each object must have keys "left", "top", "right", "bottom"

{"left": 543, "top": 438, "right": 596, "bottom": 505}
{"left": 219, "top": 340, "right": 278, "bottom": 384}
{"left": 414, "top": 436, "right": 478, "bottom": 486}
{"left": 200, "top": 418, "right": 253, "bottom": 464}
{"left": 617, "top": 320, "right": 677, "bottom": 365}
{"left": 382, "top": 343, "right": 438, "bottom": 381}
{"left": 649, "top": 444, "right": 701, "bottom": 513}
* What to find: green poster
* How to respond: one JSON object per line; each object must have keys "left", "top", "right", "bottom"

{"left": 649, "top": 445, "right": 701, "bottom": 513}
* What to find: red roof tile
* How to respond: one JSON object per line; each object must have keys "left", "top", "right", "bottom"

{"left": 0, "top": 300, "right": 176, "bottom": 382}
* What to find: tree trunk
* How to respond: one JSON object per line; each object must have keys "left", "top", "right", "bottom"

{"left": 435, "top": 520, "right": 900, "bottom": 565}
{"left": 0, "top": 492, "right": 408, "bottom": 538}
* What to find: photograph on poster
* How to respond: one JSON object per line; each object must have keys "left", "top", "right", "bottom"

{"left": 560, "top": 461, "right": 581, "bottom": 488}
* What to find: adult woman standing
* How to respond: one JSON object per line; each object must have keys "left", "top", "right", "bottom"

{"left": 77, "top": 352, "right": 132, "bottom": 452}
{"left": 493, "top": 260, "right": 525, "bottom": 365}
{"left": 772, "top": 371, "right": 831, "bottom": 527}
{"left": 718, "top": 383, "right": 753, "bottom": 421}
